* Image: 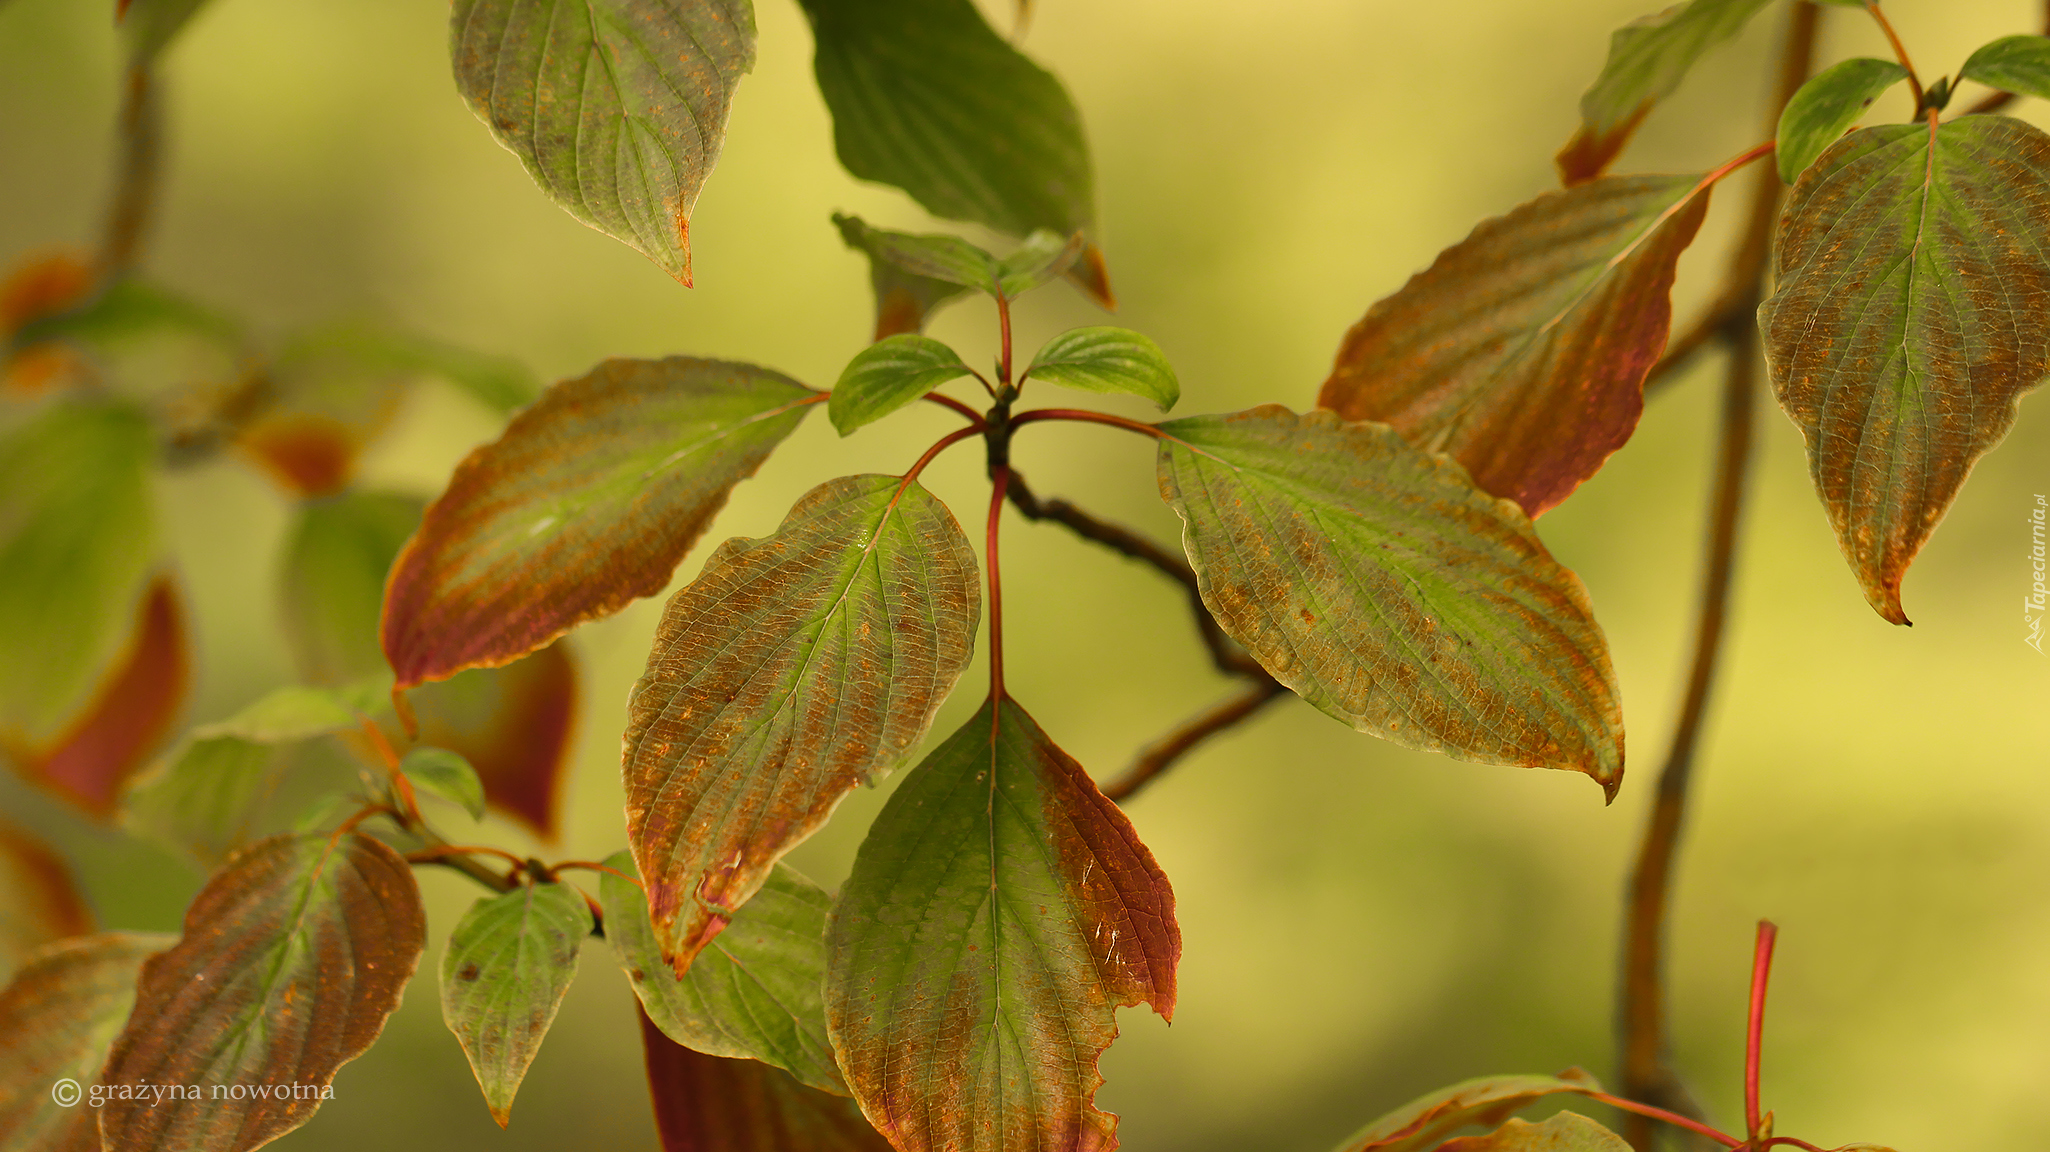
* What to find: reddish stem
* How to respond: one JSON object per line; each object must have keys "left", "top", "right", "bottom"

{"left": 1745, "top": 920, "right": 1780, "bottom": 1140}
{"left": 1009, "top": 407, "right": 1164, "bottom": 439}
{"left": 1759, "top": 1139, "right": 1829, "bottom": 1152}
{"left": 997, "top": 295, "right": 1015, "bottom": 389}
{"left": 408, "top": 843, "right": 529, "bottom": 871}
{"left": 1700, "top": 140, "right": 1777, "bottom": 190}
{"left": 900, "top": 424, "right": 984, "bottom": 492}
{"left": 357, "top": 717, "right": 424, "bottom": 826}
{"left": 922, "top": 391, "right": 986, "bottom": 425}
{"left": 1583, "top": 1091, "right": 1741, "bottom": 1149}
{"left": 549, "top": 859, "right": 645, "bottom": 889}
{"left": 1864, "top": 2, "right": 1924, "bottom": 111}
{"left": 986, "top": 465, "right": 1011, "bottom": 703}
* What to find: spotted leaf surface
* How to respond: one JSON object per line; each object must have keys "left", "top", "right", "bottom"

{"left": 440, "top": 880, "right": 592, "bottom": 1126}
{"left": 0, "top": 933, "right": 172, "bottom": 1152}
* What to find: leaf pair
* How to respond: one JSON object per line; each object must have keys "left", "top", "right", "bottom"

{"left": 830, "top": 325, "right": 1178, "bottom": 435}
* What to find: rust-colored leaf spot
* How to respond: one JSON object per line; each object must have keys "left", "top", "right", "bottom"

{"left": 1319, "top": 174, "right": 1710, "bottom": 517}
{"left": 638, "top": 1007, "right": 893, "bottom": 1152}
{"left": 405, "top": 642, "right": 578, "bottom": 841}
{"left": 1760, "top": 116, "right": 2050, "bottom": 625}
{"left": 239, "top": 413, "right": 362, "bottom": 498}
{"left": 826, "top": 697, "right": 1178, "bottom": 1152}
{"left": 1334, "top": 1069, "right": 1602, "bottom": 1152}
{"left": 0, "top": 933, "right": 172, "bottom": 1152}
{"left": 626, "top": 475, "right": 978, "bottom": 972}
{"left": 96, "top": 832, "right": 425, "bottom": 1152}
{"left": 379, "top": 357, "right": 816, "bottom": 690}
{"left": 25, "top": 576, "right": 189, "bottom": 815}
{"left": 0, "top": 822, "right": 96, "bottom": 979}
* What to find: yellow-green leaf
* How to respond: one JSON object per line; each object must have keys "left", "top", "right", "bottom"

{"left": 440, "top": 880, "right": 592, "bottom": 1127}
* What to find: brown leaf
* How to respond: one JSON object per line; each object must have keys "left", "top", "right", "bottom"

{"left": 1555, "top": 106, "right": 1652, "bottom": 187}
{"left": 1319, "top": 174, "right": 1711, "bottom": 517}
{"left": 625, "top": 475, "right": 979, "bottom": 971}
{"left": 96, "top": 832, "right": 425, "bottom": 1152}
{"left": 0, "top": 247, "right": 94, "bottom": 334}
{"left": 26, "top": 577, "right": 189, "bottom": 815}
{"left": 381, "top": 357, "right": 817, "bottom": 690}
{"left": 238, "top": 414, "right": 364, "bottom": 499}
{"left": 0, "top": 823, "right": 95, "bottom": 981}
{"left": 0, "top": 933, "right": 173, "bottom": 1152}
{"left": 1334, "top": 1070, "right": 1602, "bottom": 1152}
{"left": 1760, "top": 115, "right": 2050, "bottom": 624}
{"left": 638, "top": 1008, "right": 892, "bottom": 1152}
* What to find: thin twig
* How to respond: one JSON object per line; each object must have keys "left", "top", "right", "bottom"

{"left": 1616, "top": 5, "right": 1818, "bottom": 1149}
{"left": 99, "top": 64, "right": 161, "bottom": 280}
{"left": 1101, "top": 679, "right": 1287, "bottom": 802}
{"left": 1862, "top": 3, "right": 1923, "bottom": 113}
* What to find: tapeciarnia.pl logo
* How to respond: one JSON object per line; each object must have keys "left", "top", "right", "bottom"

{"left": 2027, "top": 494, "right": 2046, "bottom": 655}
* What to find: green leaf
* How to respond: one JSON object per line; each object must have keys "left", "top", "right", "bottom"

{"left": 1759, "top": 116, "right": 2050, "bottom": 625}
{"left": 0, "top": 933, "right": 174, "bottom": 1151}
{"left": 1438, "top": 1112, "right": 1630, "bottom": 1152}
{"left": 403, "top": 747, "right": 486, "bottom": 821}
{"left": 450, "top": 0, "right": 756, "bottom": 285}
{"left": 1319, "top": 173, "right": 1711, "bottom": 517}
{"left": 121, "top": 736, "right": 280, "bottom": 866}
{"left": 119, "top": 0, "right": 212, "bottom": 63}
{"left": 833, "top": 213, "right": 976, "bottom": 341}
{"left": 10, "top": 275, "right": 241, "bottom": 354}
{"left": 97, "top": 832, "right": 425, "bottom": 1150}
{"left": 1023, "top": 326, "right": 1179, "bottom": 410}
{"left": 994, "top": 229, "right": 1084, "bottom": 296}
{"left": 600, "top": 852, "right": 844, "bottom": 1095}
{"left": 846, "top": 226, "right": 1001, "bottom": 295}
{"left": 1157, "top": 406, "right": 1624, "bottom": 792}
{"left": 1776, "top": 58, "right": 1910, "bottom": 184}
{"left": 638, "top": 1019, "right": 895, "bottom": 1152}
{"left": 802, "top": 0, "right": 1093, "bottom": 240}
{"left": 825, "top": 697, "right": 1179, "bottom": 1152}
{"left": 440, "top": 880, "right": 592, "bottom": 1127}
{"left": 1960, "top": 34, "right": 2050, "bottom": 101}
{"left": 1333, "top": 1070, "right": 1602, "bottom": 1152}
{"left": 1557, "top": 0, "right": 1776, "bottom": 183}
{"left": 381, "top": 356, "right": 816, "bottom": 690}
{"left": 625, "top": 474, "right": 979, "bottom": 972}
{"left": 829, "top": 336, "right": 977, "bottom": 435}
{"left": 0, "top": 400, "right": 156, "bottom": 745}
{"left": 190, "top": 678, "right": 390, "bottom": 743}
{"left": 273, "top": 322, "right": 541, "bottom": 418}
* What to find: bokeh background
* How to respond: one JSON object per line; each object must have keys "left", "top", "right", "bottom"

{"left": 3, "top": 0, "right": 2047, "bottom": 1148}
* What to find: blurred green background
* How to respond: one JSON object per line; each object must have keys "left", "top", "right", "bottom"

{"left": 3, "top": 0, "right": 2047, "bottom": 1148}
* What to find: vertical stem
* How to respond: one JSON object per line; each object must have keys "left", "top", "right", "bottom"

{"left": 1862, "top": 3, "right": 1924, "bottom": 112}
{"left": 100, "top": 64, "right": 162, "bottom": 279}
{"left": 996, "top": 295, "right": 1015, "bottom": 391}
{"left": 1616, "top": 6, "right": 1818, "bottom": 1147}
{"left": 1744, "top": 921, "right": 1779, "bottom": 1141}
{"left": 986, "top": 465, "right": 1011, "bottom": 703}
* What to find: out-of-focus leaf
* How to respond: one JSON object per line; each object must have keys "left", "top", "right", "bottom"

{"left": 381, "top": 356, "right": 815, "bottom": 690}
{"left": 1157, "top": 406, "right": 1624, "bottom": 792}
{"left": 191, "top": 679, "right": 388, "bottom": 743}
{"left": 829, "top": 336, "right": 975, "bottom": 435}
{"left": 0, "top": 823, "right": 95, "bottom": 981}
{"left": 121, "top": 736, "right": 280, "bottom": 866}
{"left": 97, "top": 832, "right": 425, "bottom": 1151}
{"left": 440, "top": 880, "right": 592, "bottom": 1127}
{"left": 449, "top": 0, "right": 756, "bottom": 285}
{"left": 1557, "top": 0, "right": 1775, "bottom": 184}
{"left": 1333, "top": 1070, "right": 1602, "bottom": 1152}
{"left": 1319, "top": 173, "right": 1710, "bottom": 517}
{"left": 833, "top": 214, "right": 975, "bottom": 340}
{"left": 1759, "top": 116, "right": 2050, "bottom": 625}
{"left": 994, "top": 229, "right": 1084, "bottom": 296}
{"left": 826, "top": 697, "right": 1179, "bottom": 1152}
{"left": 402, "top": 747, "right": 485, "bottom": 821}
{"left": 120, "top": 0, "right": 213, "bottom": 63}
{"left": 1438, "top": 1112, "right": 1630, "bottom": 1152}
{"left": 281, "top": 491, "right": 579, "bottom": 838}
{"left": 803, "top": 0, "right": 1093, "bottom": 241}
{"left": 600, "top": 853, "right": 843, "bottom": 1094}
{"left": 0, "top": 400, "right": 157, "bottom": 745}
{"left": 1024, "top": 326, "right": 1178, "bottom": 410}
{"left": 0, "top": 933, "right": 173, "bottom": 1151}
{"left": 1776, "top": 58, "right": 1909, "bottom": 184}
{"left": 638, "top": 1014, "right": 893, "bottom": 1152}
{"left": 625, "top": 474, "right": 978, "bottom": 971}
{"left": 845, "top": 226, "right": 1002, "bottom": 294}
{"left": 25, "top": 576, "right": 189, "bottom": 815}
{"left": 1960, "top": 35, "right": 2050, "bottom": 101}
{"left": 274, "top": 322, "right": 539, "bottom": 416}
{"left": 0, "top": 247, "right": 94, "bottom": 339}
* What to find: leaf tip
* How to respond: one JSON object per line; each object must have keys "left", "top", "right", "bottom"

{"left": 1070, "top": 244, "right": 1117, "bottom": 310}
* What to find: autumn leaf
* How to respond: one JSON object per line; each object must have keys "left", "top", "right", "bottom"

{"left": 97, "top": 832, "right": 424, "bottom": 1152}
{"left": 450, "top": 0, "right": 756, "bottom": 285}
{"left": 1759, "top": 115, "right": 2050, "bottom": 625}
{"left": 625, "top": 475, "right": 979, "bottom": 971}
{"left": 440, "top": 880, "right": 592, "bottom": 1127}
{"left": 826, "top": 697, "right": 1179, "bottom": 1152}
{"left": 0, "top": 933, "right": 172, "bottom": 1152}
{"left": 1332, "top": 1070, "right": 1602, "bottom": 1152}
{"left": 638, "top": 1010, "right": 892, "bottom": 1152}
{"left": 1157, "top": 406, "right": 1623, "bottom": 792}
{"left": 1319, "top": 173, "right": 1711, "bottom": 517}
{"left": 0, "top": 823, "right": 95, "bottom": 982}
{"left": 381, "top": 356, "right": 816, "bottom": 690}
{"left": 1438, "top": 1112, "right": 1630, "bottom": 1152}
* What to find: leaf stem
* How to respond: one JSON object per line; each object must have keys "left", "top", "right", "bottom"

{"left": 1863, "top": 2, "right": 1924, "bottom": 113}
{"left": 406, "top": 843, "right": 529, "bottom": 872}
{"left": 997, "top": 295, "right": 1015, "bottom": 390}
{"left": 986, "top": 465, "right": 1011, "bottom": 703}
{"left": 549, "top": 859, "right": 644, "bottom": 888}
{"left": 1009, "top": 407, "right": 1164, "bottom": 439}
{"left": 1744, "top": 920, "right": 1779, "bottom": 1140}
{"left": 357, "top": 717, "right": 426, "bottom": 827}
{"left": 1584, "top": 1091, "right": 1742, "bottom": 1150}
{"left": 1102, "top": 678, "right": 1286, "bottom": 802}
{"left": 1617, "top": 4, "right": 1817, "bottom": 1147}
{"left": 900, "top": 423, "right": 984, "bottom": 489}
{"left": 922, "top": 391, "right": 987, "bottom": 425}
{"left": 98, "top": 63, "right": 161, "bottom": 281}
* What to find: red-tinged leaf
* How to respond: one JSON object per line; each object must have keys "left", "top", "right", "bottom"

{"left": 1332, "top": 1070, "right": 1602, "bottom": 1152}
{"left": 1157, "top": 407, "right": 1624, "bottom": 792}
{"left": 1068, "top": 243, "right": 1117, "bottom": 311}
{"left": 238, "top": 413, "right": 368, "bottom": 499}
{"left": 826, "top": 696, "right": 1179, "bottom": 1152}
{"left": 1760, "top": 115, "right": 2050, "bottom": 625}
{"left": 834, "top": 214, "right": 975, "bottom": 341}
{"left": 638, "top": 1009, "right": 893, "bottom": 1152}
{"left": 0, "top": 247, "right": 94, "bottom": 334}
{"left": 1319, "top": 174, "right": 1711, "bottom": 516}
{"left": 0, "top": 933, "right": 174, "bottom": 1152}
{"left": 26, "top": 576, "right": 189, "bottom": 815}
{"left": 626, "top": 475, "right": 979, "bottom": 971}
{"left": 0, "top": 823, "right": 95, "bottom": 980}
{"left": 381, "top": 357, "right": 817, "bottom": 690}
{"left": 96, "top": 832, "right": 426, "bottom": 1151}
{"left": 1437, "top": 1112, "right": 1629, "bottom": 1152}
{"left": 406, "top": 643, "right": 578, "bottom": 841}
